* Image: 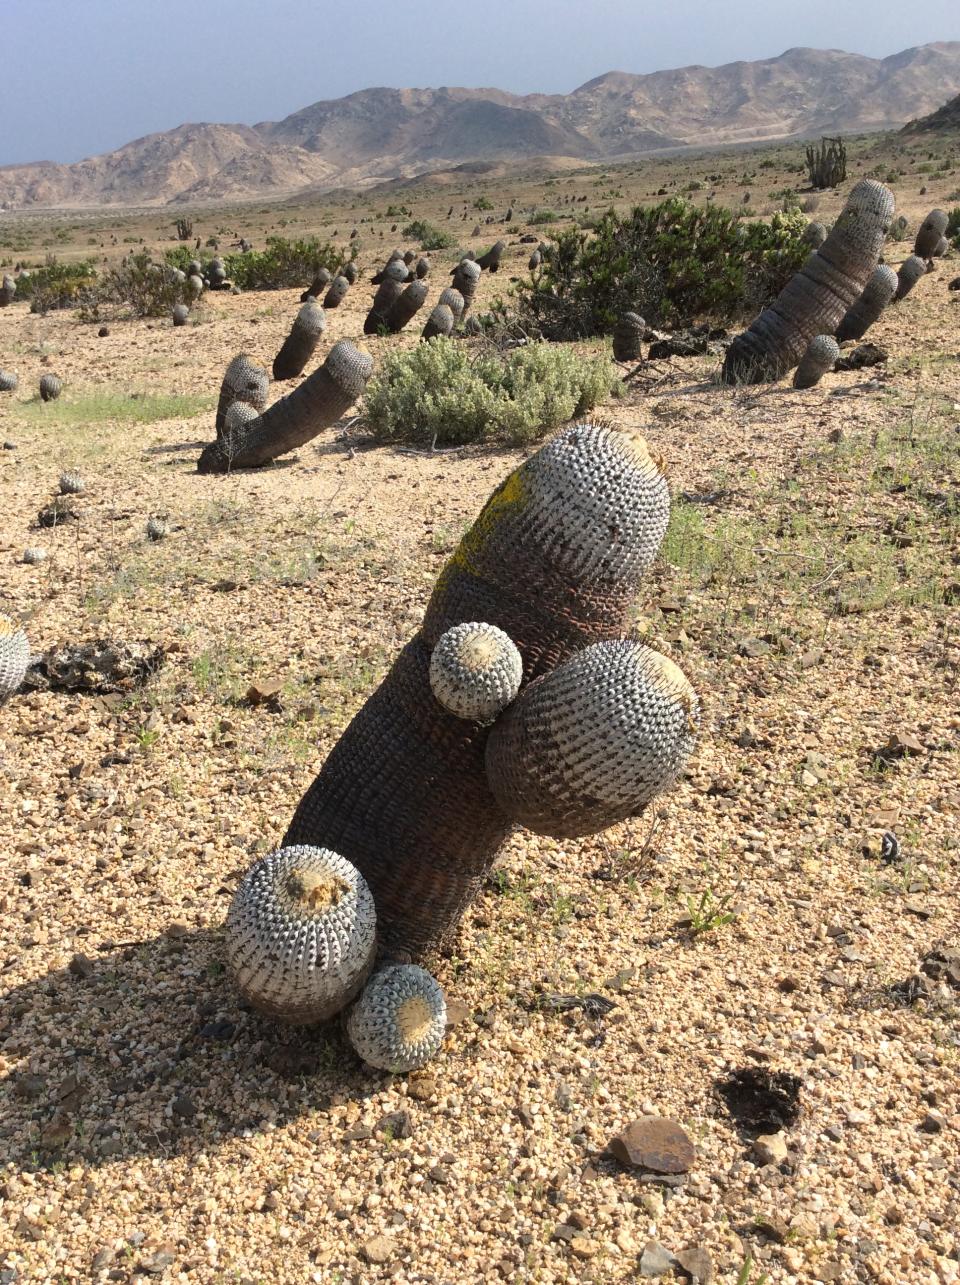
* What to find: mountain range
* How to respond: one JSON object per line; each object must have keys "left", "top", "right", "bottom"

{"left": 2, "top": 42, "right": 959, "bottom": 210}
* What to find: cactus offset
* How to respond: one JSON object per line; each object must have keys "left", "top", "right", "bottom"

{"left": 415, "top": 257, "right": 430, "bottom": 280}
{"left": 172, "top": 303, "right": 190, "bottom": 326}
{"left": 895, "top": 255, "right": 926, "bottom": 301}
{"left": 341, "top": 261, "right": 359, "bottom": 285}
{"left": 0, "top": 614, "right": 30, "bottom": 704}
{"left": 199, "top": 340, "right": 372, "bottom": 473}
{"left": 422, "top": 303, "right": 455, "bottom": 341}
{"left": 39, "top": 374, "right": 63, "bottom": 402}
{"left": 792, "top": 334, "right": 839, "bottom": 389}
{"left": 363, "top": 278, "right": 405, "bottom": 335}
{"left": 145, "top": 517, "right": 168, "bottom": 542}
{"left": 932, "top": 235, "right": 948, "bottom": 258}
{"left": 215, "top": 355, "right": 269, "bottom": 438}
{"left": 914, "top": 209, "right": 948, "bottom": 259}
{"left": 383, "top": 280, "right": 429, "bottom": 334}
{"left": 301, "top": 267, "right": 332, "bottom": 302}
{"left": 437, "top": 287, "right": 465, "bottom": 325}
{"left": 0, "top": 275, "right": 15, "bottom": 307}
{"left": 323, "top": 275, "right": 350, "bottom": 309}
{"left": 346, "top": 965, "right": 447, "bottom": 1072}
{"left": 802, "top": 221, "right": 828, "bottom": 249}
{"left": 451, "top": 260, "right": 481, "bottom": 314}
{"left": 187, "top": 274, "right": 204, "bottom": 298}
{"left": 58, "top": 471, "right": 85, "bottom": 495}
{"left": 429, "top": 622, "right": 522, "bottom": 723}
{"left": 721, "top": 180, "right": 894, "bottom": 383}
{"left": 272, "top": 300, "right": 327, "bottom": 381}
{"left": 0, "top": 370, "right": 18, "bottom": 393}
{"left": 225, "top": 845, "right": 376, "bottom": 1024}
{"left": 475, "top": 240, "right": 506, "bottom": 272}
{"left": 613, "top": 312, "right": 645, "bottom": 362}
{"left": 836, "top": 264, "right": 897, "bottom": 342}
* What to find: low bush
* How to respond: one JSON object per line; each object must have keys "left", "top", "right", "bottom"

{"left": 12, "top": 258, "right": 97, "bottom": 313}
{"left": 364, "top": 337, "right": 616, "bottom": 448}
{"left": 165, "top": 235, "right": 342, "bottom": 290}
{"left": 529, "top": 209, "right": 560, "bottom": 225}
{"left": 402, "top": 220, "right": 457, "bottom": 251}
{"left": 86, "top": 252, "right": 190, "bottom": 318}
{"left": 514, "top": 198, "right": 808, "bottom": 339}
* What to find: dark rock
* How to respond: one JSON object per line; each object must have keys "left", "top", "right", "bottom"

{"left": 171, "top": 1094, "right": 197, "bottom": 1120}
{"left": 639, "top": 1241, "right": 678, "bottom": 1277}
{"left": 716, "top": 1067, "right": 802, "bottom": 1135}
{"left": 608, "top": 1117, "right": 696, "bottom": 1174}
{"left": 835, "top": 343, "right": 887, "bottom": 371}
{"left": 376, "top": 1110, "right": 412, "bottom": 1140}
{"left": 68, "top": 952, "right": 94, "bottom": 979}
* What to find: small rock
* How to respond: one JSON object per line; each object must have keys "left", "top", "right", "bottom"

{"left": 608, "top": 1117, "right": 696, "bottom": 1174}
{"left": 552, "top": 1224, "right": 575, "bottom": 1243}
{"left": 376, "top": 1110, "right": 412, "bottom": 1140}
{"left": 676, "top": 1245, "right": 714, "bottom": 1282}
{"left": 91, "top": 1246, "right": 114, "bottom": 1272}
{"left": 921, "top": 1109, "right": 946, "bottom": 1134}
{"left": 752, "top": 1132, "right": 788, "bottom": 1166}
{"left": 755, "top": 1213, "right": 790, "bottom": 1243}
{"left": 139, "top": 1247, "right": 176, "bottom": 1275}
{"left": 739, "top": 638, "right": 771, "bottom": 658}
{"left": 171, "top": 1093, "right": 197, "bottom": 1120}
{"left": 68, "top": 952, "right": 95, "bottom": 979}
{"left": 570, "top": 1237, "right": 599, "bottom": 1260}
{"left": 246, "top": 678, "right": 284, "bottom": 706}
{"left": 407, "top": 1074, "right": 436, "bottom": 1102}
{"left": 640, "top": 1241, "right": 677, "bottom": 1277}
{"left": 445, "top": 998, "right": 471, "bottom": 1026}
{"left": 362, "top": 1236, "right": 397, "bottom": 1265}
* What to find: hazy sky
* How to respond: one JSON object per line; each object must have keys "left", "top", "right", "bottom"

{"left": 3, "top": 0, "right": 959, "bottom": 165}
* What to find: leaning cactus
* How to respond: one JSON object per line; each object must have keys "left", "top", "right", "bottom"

{"left": 0, "top": 370, "right": 18, "bottom": 393}
{"left": 301, "top": 267, "right": 332, "bottom": 302}
{"left": 363, "top": 278, "right": 405, "bottom": 335}
{"left": 0, "top": 275, "right": 15, "bottom": 306}
{"left": 914, "top": 210, "right": 948, "bottom": 259}
{"left": 437, "top": 287, "right": 465, "bottom": 325}
{"left": 722, "top": 180, "right": 894, "bottom": 383}
{"left": 793, "top": 334, "right": 839, "bottom": 389}
{"left": 272, "top": 300, "right": 327, "bottom": 381}
{"left": 451, "top": 259, "right": 481, "bottom": 314}
{"left": 215, "top": 355, "right": 269, "bottom": 438}
{"left": 836, "top": 264, "right": 898, "bottom": 342}
{"left": 475, "top": 240, "right": 506, "bottom": 272}
{"left": 58, "top": 471, "right": 85, "bottom": 495}
{"left": 895, "top": 255, "right": 926, "bottom": 301}
{"left": 932, "top": 235, "right": 948, "bottom": 258}
{"left": 187, "top": 274, "right": 204, "bottom": 298}
{"left": 485, "top": 641, "right": 697, "bottom": 838}
{"left": 225, "top": 845, "right": 377, "bottom": 1024}
{"left": 346, "top": 965, "right": 447, "bottom": 1072}
{"left": 172, "top": 303, "right": 190, "bottom": 326}
{"left": 284, "top": 421, "right": 674, "bottom": 959}
{"left": 198, "top": 340, "right": 373, "bottom": 473}
{"left": 0, "top": 614, "right": 30, "bottom": 704}
{"left": 528, "top": 249, "right": 542, "bottom": 271}
{"left": 429, "top": 622, "right": 523, "bottom": 722}
{"left": 341, "top": 261, "right": 359, "bottom": 285}
{"left": 422, "top": 303, "right": 455, "bottom": 341}
{"left": 323, "top": 275, "right": 350, "bottom": 308}
{"left": 613, "top": 312, "right": 645, "bottom": 362}
{"left": 383, "top": 280, "right": 428, "bottom": 333}
{"left": 415, "top": 257, "right": 430, "bottom": 279}
{"left": 39, "top": 374, "right": 63, "bottom": 402}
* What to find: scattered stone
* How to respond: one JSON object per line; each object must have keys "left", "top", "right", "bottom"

{"left": 608, "top": 1117, "right": 696, "bottom": 1174}
{"left": 68, "top": 952, "right": 94, "bottom": 979}
{"left": 920, "top": 1109, "right": 946, "bottom": 1134}
{"left": 376, "top": 1110, "right": 413, "bottom": 1140}
{"left": 362, "top": 1236, "right": 397, "bottom": 1265}
{"left": 570, "top": 1237, "right": 599, "bottom": 1259}
{"left": 407, "top": 1074, "right": 436, "bottom": 1101}
{"left": 171, "top": 1093, "right": 197, "bottom": 1120}
{"left": 676, "top": 1245, "right": 714, "bottom": 1282}
{"left": 445, "top": 998, "right": 472, "bottom": 1026}
{"left": 739, "top": 638, "right": 772, "bottom": 658}
{"left": 834, "top": 342, "right": 887, "bottom": 371}
{"left": 752, "top": 1132, "right": 788, "bottom": 1165}
{"left": 754, "top": 1214, "right": 790, "bottom": 1243}
{"left": 245, "top": 678, "right": 284, "bottom": 706}
{"left": 639, "top": 1241, "right": 678, "bottom": 1277}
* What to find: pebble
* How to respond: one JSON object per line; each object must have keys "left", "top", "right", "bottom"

{"left": 676, "top": 1245, "right": 714, "bottom": 1282}
{"left": 608, "top": 1117, "right": 696, "bottom": 1174}
{"left": 640, "top": 1240, "right": 677, "bottom": 1277}
{"left": 752, "top": 1133, "right": 788, "bottom": 1166}
{"left": 362, "top": 1235, "right": 397, "bottom": 1265}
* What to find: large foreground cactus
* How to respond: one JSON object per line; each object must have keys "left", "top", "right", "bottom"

{"left": 422, "top": 303, "right": 455, "bottom": 340}
{"left": 198, "top": 340, "right": 372, "bottom": 473}
{"left": 272, "top": 300, "right": 326, "bottom": 380}
{"left": 284, "top": 422, "right": 687, "bottom": 960}
{"left": 215, "top": 355, "right": 270, "bottom": 437}
{"left": 721, "top": 180, "right": 894, "bottom": 384}
{"left": 836, "top": 264, "right": 898, "bottom": 342}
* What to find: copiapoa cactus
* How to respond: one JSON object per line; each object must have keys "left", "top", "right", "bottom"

{"left": 364, "top": 278, "right": 405, "bottom": 335}
{"left": 341, "top": 261, "right": 359, "bottom": 285}
{"left": 58, "top": 471, "right": 85, "bottom": 496}
{"left": 613, "top": 312, "right": 645, "bottom": 362}
{"left": 421, "top": 302, "right": 455, "bottom": 341}
{"left": 22, "top": 547, "right": 47, "bottom": 565}
{"left": 793, "top": 334, "right": 839, "bottom": 389}
{"left": 415, "top": 257, "right": 430, "bottom": 279}
{"left": 914, "top": 209, "right": 948, "bottom": 259}
{"left": 437, "top": 287, "right": 465, "bottom": 325}
{"left": 346, "top": 965, "right": 447, "bottom": 1072}
{"left": 301, "top": 267, "right": 332, "bottom": 302}
{"left": 451, "top": 259, "right": 481, "bottom": 314}
{"left": 0, "top": 370, "right": 18, "bottom": 393}
{"left": 384, "top": 280, "right": 428, "bottom": 334}
{"left": 323, "top": 275, "right": 350, "bottom": 308}
{"left": 933, "top": 235, "right": 948, "bottom": 257}
{"left": 0, "top": 614, "right": 30, "bottom": 704}
{"left": 208, "top": 258, "right": 227, "bottom": 289}
{"left": 272, "top": 300, "right": 326, "bottom": 381}
{"left": 39, "top": 374, "right": 63, "bottom": 402}
{"left": 172, "top": 303, "right": 190, "bottom": 326}
{"left": 284, "top": 421, "right": 675, "bottom": 960}
{"left": 895, "top": 255, "right": 926, "bottom": 301}
{"left": 198, "top": 340, "right": 373, "bottom": 473}
{"left": 187, "top": 274, "right": 204, "bottom": 298}
{"left": 721, "top": 180, "right": 894, "bottom": 383}
{"left": 403, "top": 250, "right": 417, "bottom": 266}
{"left": 475, "top": 240, "right": 506, "bottom": 272}
{"left": 225, "top": 845, "right": 377, "bottom": 1024}
{"left": 215, "top": 355, "right": 269, "bottom": 438}
{"left": 528, "top": 249, "right": 542, "bottom": 271}
{"left": 223, "top": 401, "right": 259, "bottom": 434}
{"left": 802, "top": 221, "right": 828, "bottom": 249}
{"left": 429, "top": 622, "right": 523, "bottom": 722}
{"left": 145, "top": 517, "right": 168, "bottom": 542}
{"left": 372, "top": 258, "right": 410, "bottom": 287}
{"left": 0, "top": 275, "right": 15, "bottom": 307}
{"left": 835, "top": 264, "right": 897, "bottom": 343}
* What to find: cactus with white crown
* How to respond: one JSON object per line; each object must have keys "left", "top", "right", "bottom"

{"left": 347, "top": 965, "right": 447, "bottom": 1071}
{"left": 613, "top": 312, "right": 645, "bottom": 362}
{"left": 0, "top": 615, "right": 30, "bottom": 704}
{"left": 421, "top": 303, "right": 455, "bottom": 341}
{"left": 895, "top": 255, "right": 926, "bottom": 301}
{"left": 215, "top": 355, "right": 269, "bottom": 438}
{"left": 58, "top": 471, "right": 85, "bottom": 496}
{"left": 836, "top": 264, "right": 897, "bottom": 343}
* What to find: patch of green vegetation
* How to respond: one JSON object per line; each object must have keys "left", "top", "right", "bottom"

{"left": 13, "top": 389, "right": 214, "bottom": 427}
{"left": 402, "top": 219, "right": 456, "bottom": 250}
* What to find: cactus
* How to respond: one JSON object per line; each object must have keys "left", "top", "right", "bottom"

{"left": 225, "top": 845, "right": 377, "bottom": 1024}
{"left": 0, "top": 370, "right": 18, "bottom": 393}
{"left": 323, "top": 275, "right": 350, "bottom": 308}
{"left": 58, "top": 471, "right": 85, "bottom": 496}
{"left": 721, "top": 180, "right": 894, "bottom": 384}
{"left": 22, "top": 547, "right": 47, "bottom": 565}
{"left": 341, "top": 261, "right": 359, "bottom": 285}
{"left": 836, "top": 264, "right": 898, "bottom": 342}
{"left": 485, "top": 641, "right": 697, "bottom": 838}
{"left": 187, "top": 259, "right": 202, "bottom": 277}
{"left": 272, "top": 300, "right": 327, "bottom": 381}
{"left": 0, "top": 275, "right": 15, "bottom": 307}
{"left": 172, "top": 303, "right": 190, "bottom": 326}
{"left": 346, "top": 965, "right": 446, "bottom": 1072}
{"left": 215, "top": 355, "right": 269, "bottom": 438}
{"left": 208, "top": 258, "right": 227, "bottom": 289}
{"left": 613, "top": 312, "right": 645, "bottom": 362}
{"left": 39, "top": 374, "right": 63, "bottom": 402}
{"left": 895, "top": 255, "right": 926, "bottom": 301}
{"left": 451, "top": 260, "right": 481, "bottom": 314}
{"left": 403, "top": 250, "right": 416, "bottom": 266}
{"left": 792, "top": 334, "right": 839, "bottom": 389}
{"left": 801, "top": 221, "right": 827, "bottom": 249}
{"left": 463, "top": 314, "right": 483, "bottom": 336}
{"left": 372, "top": 258, "right": 409, "bottom": 286}
{"left": 198, "top": 340, "right": 373, "bottom": 474}
{"left": 224, "top": 401, "right": 259, "bottom": 433}
{"left": 145, "top": 516, "right": 168, "bottom": 542}
{"left": 415, "top": 257, "right": 430, "bottom": 279}
{"left": 301, "top": 268, "right": 332, "bottom": 302}
{"left": 383, "top": 280, "right": 428, "bottom": 334}
{"left": 175, "top": 217, "right": 193, "bottom": 241}
{"left": 0, "top": 615, "right": 30, "bottom": 703}
{"left": 437, "top": 287, "right": 465, "bottom": 325}
{"left": 422, "top": 303, "right": 455, "bottom": 341}
{"left": 475, "top": 240, "right": 506, "bottom": 272}
{"left": 932, "top": 235, "right": 948, "bottom": 258}
{"left": 528, "top": 249, "right": 542, "bottom": 271}
{"left": 284, "top": 422, "right": 672, "bottom": 959}
{"left": 187, "top": 274, "right": 203, "bottom": 298}
{"left": 363, "top": 278, "right": 405, "bottom": 335}
{"left": 429, "top": 622, "right": 523, "bottom": 722}
{"left": 914, "top": 209, "right": 948, "bottom": 259}
{"left": 805, "top": 136, "right": 846, "bottom": 189}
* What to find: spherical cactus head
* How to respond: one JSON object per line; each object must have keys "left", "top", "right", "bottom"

{"left": 39, "top": 374, "right": 62, "bottom": 402}
{"left": 224, "top": 400, "right": 260, "bottom": 432}
{"left": 385, "top": 259, "right": 409, "bottom": 283}
{"left": 346, "top": 965, "right": 447, "bottom": 1073}
{"left": 58, "top": 471, "right": 85, "bottom": 495}
{"left": 145, "top": 517, "right": 168, "bottom": 542}
{"left": 324, "top": 340, "right": 374, "bottom": 397}
{"left": 485, "top": 640, "right": 698, "bottom": 838}
{"left": 225, "top": 845, "right": 377, "bottom": 1024}
{"left": 296, "top": 299, "right": 326, "bottom": 335}
{"left": 0, "top": 614, "right": 31, "bottom": 704}
{"left": 172, "top": 303, "right": 189, "bottom": 326}
{"left": 0, "top": 370, "right": 18, "bottom": 393}
{"left": 896, "top": 255, "right": 926, "bottom": 300}
{"left": 22, "top": 547, "right": 47, "bottom": 565}
{"left": 793, "top": 334, "right": 839, "bottom": 389}
{"left": 429, "top": 622, "right": 523, "bottom": 722}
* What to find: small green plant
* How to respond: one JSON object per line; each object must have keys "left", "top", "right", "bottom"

{"left": 402, "top": 220, "right": 456, "bottom": 250}
{"left": 473, "top": 196, "right": 493, "bottom": 211}
{"left": 364, "top": 338, "right": 616, "bottom": 448}
{"left": 88, "top": 252, "right": 190, "bottom": 318}
{"left": 166, "top": 235, "right": 341, "bottom": 290}
{"left": 529, "top": 208, "right": 560, "bottom": 225}
{"left": 683, "top": 883, "right": 740, "bottom": 937}
{"left": 947, "top": 207, "right": 960, "bottom": 248}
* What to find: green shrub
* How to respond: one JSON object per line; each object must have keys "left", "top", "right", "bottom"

{"left": 947, "top": 208, "right": 960, "bottom": 248}
{"left": 364, "top": 338, "right": 616, "bottom": 448}
{"left": 165, "top": 235, "right": 341, "bottom": 290}
{"left": 529, "top": 209, "right": 560, "bottom": 225}
{"left": 12, "top": 258, "right": 97, "bottom": 313}
{"left": 88, "top": 252, "right": 190, "bottom": 318}
{"left": 402, "top": 220, "right": 457, "bottom": 251}
{"left": 473, "top": 196, "right": 493, "bottom": 211}
{"left": 514, "top": 199, "right": 808, "bottom": 339}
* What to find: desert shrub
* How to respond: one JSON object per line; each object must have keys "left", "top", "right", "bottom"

{"left": 88, "top": 252, "right": 190, "bottom": 318}
{"left": 12, "top": 258, "right": 97, "bottom": 313}
{"left": 165, "top": 235, "right": 341, "bottom": 290}
{"left": 513, "top": 199, "right": 809, "bottom": 339}
{"left": 402, "top": 220, "right": 457, "bottom": 251}
{"left": 947, "top": 208, "right": 960, "bottom": 248}
{"left": 529, "top": 209, "right": 560, "bottom": 225}
{"left": 887, "top": 214, "right": 910, "bottom": 243}
{"left": 473, "top": 197, "right": 493, "bottom": 211}
{"left": 364, "top": 337, "right": 616, "bottom": 448}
